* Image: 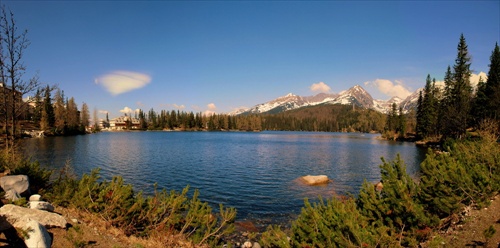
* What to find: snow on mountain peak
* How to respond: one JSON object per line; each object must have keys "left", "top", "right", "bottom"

{"left": 237, "top": 85, "right": 422, "bottom": 115}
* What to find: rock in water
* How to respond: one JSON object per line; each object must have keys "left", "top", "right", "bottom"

{"left": 299, "top": 175, "right": 330, "bottom": 186}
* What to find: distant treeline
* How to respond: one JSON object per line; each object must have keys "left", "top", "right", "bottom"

{"left": 134, "top": 104, "right": 390, "bottom": 133}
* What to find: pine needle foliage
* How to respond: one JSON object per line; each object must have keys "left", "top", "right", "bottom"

{"left": 46, "top": 168, "right": 236, "bottom": 246}
{"left": 291, "top": 197, "right": 381, "bottom": 248}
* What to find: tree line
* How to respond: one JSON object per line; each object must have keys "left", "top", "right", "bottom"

{"left": 30, "top": 86, "right": 91, "bottom": 135}
{"left": 415, "top": 34, "right": 500, "bottom": 141}
{"left": 126, "top": 104, "right": 387, "bottom": 133}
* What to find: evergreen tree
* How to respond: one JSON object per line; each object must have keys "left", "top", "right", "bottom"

{"left": 31, "top": 88, "right": 43, "bottom": 123}
{"left": 417, "top": 75, "right": 439, "bottom": 139}
{"left": 80, "top": 102, "right": 90, "bottom": 129}
{"left": 66, "top": 97, "right": 79, "bottom": 133}
{"left": 441, "top": 34, "right": 472, "bottom": 139}
{"left": 53, "top": 89, "right": 66, "bottom": 132}
{"left": 40, "top": 85, "right": 55, "bottom": 131}
{"left": 485, "top": 43, "right": 500, "bottom": 120}
{"left": 472, "top": 76, "right": 488, "bottom": 126}
{"left": 397, "top": 106, "right": 406, "bottom": 137}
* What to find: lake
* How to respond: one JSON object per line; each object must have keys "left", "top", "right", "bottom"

{"left": 21, "top": 131, "right": 426, "bottom": 227}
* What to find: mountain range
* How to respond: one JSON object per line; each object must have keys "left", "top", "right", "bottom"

{"left": 233, "top": 85, "right": 422, "bottom": 115}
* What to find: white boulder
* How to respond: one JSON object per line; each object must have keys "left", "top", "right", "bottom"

{"left": 23, "top": 219, "right": 52, "bottom": 248}
{"left": 0, "top": 204, "right": 67, "bottom": 231}
{"left": 29, "top": 201, "right": 55, "bottom": 212}
{"left": 29, "top": 194, "right": 42, "bottom": 202}
{"left": 299, "top": 175, "right": 330, "bottom": 186}
{"left": 0, "top": 175, "right": 30, "bottom": 200}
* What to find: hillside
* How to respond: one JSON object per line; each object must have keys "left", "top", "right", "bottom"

{"left": 261, "top": 104, "right": 387, "bottom": 133}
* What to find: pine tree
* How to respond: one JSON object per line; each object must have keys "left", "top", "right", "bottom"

{"left": 40, "top": 85, "right": 55, "bottom": 131}
{"left": 66, "top": 97, "right": 79, "bottom": 132}
{"left": 417, "top": 75, "right": 439, "bottom": 139}
{"left": 485, "top": 43, "right": 500, "bottom": 120}
{"left": 53, "top": 89, "right": 66, "bottom": 132}
{"left": 80, "top": 102, "right": 90, "bottom": 129}
{"left": 472, "top": 76, "right": 488, "bottom": 125}
{"left": 441, "top": 34, "right": 472, "bottom": 139}
{"left": 397, "top": 107, "right": 406, "bottom": 137}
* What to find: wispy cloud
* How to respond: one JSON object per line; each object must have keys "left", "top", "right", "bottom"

{"left": 364, "top": 79, "right": 412, "bottom": 99}
{"left": 172, "top": 104, "right": 186, "bottom": 110}
{"left": 98, "top": 110, "right": 109, "bottom": 114}
{"left": 95, "top": 71, "right": 151, "bottom": 96}
{"left": 310, "top": 82, "right": 331, "bottom": 93}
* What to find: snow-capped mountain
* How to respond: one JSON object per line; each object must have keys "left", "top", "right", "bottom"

{"left": 399, "top": 88, "right": 423, "bottom": 112}
{"left": 238, "top": 92, "right": 338, "bottom": 115}
{"left": 235, "top": 85, "right": 421, "bottom": 115}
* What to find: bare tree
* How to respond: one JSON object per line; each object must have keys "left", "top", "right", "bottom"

{"left": 0, "top": 6, "right": 40, "bottom": 149}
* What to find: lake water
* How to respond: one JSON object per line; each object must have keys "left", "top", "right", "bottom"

{"left": 21, "top": 131, "right": 426, "bottom": 227}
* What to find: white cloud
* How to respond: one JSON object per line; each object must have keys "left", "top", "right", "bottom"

{"left": 470, "top": 71, "right": 487, "bottom": 88}
{"left": 95, "top": 71, "right": 151, "bottom": 96}
{"left": 172, "top": 104, "right": 186, "bottom": 110}
{"left": 432, "top": 72, "right": 487, "bottom": 90}
{"left": 119, "top": 106, "right": 140, "bottom": 115}
{"left": 310, "top": 82, "right": 331, "bottom": 93}
{"left": 207, "top": 103, "right": 217, "bottom": 110}
{"left": 364, "top": 79, "right": 412, "bottom": 99}
{"left": 204, "top": 103, "right": 217, "bottom": 116}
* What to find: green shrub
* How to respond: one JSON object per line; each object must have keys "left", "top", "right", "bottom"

{"left": 46, "top": 168, "right": 236, "bottom": 246}
{"left": 357, "top": 155, "right": 438, "bottom": 246}
{"left": 291, "top": 197, "right": 381, "bottom": 248}
{"left": 260, "top": 225, "right": 291, "bottom": 248}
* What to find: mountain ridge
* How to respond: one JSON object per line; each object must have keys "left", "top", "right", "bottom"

{"left": 233, "top": 85, "right": 421, "bottom": 115}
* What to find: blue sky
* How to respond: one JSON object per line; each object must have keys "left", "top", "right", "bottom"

{"left": 5, "top": 1, "right": 500, "bottom": 118}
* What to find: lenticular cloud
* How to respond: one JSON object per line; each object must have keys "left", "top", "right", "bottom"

{"left": 96, "top": 71, "right": 151, "bottom": 96}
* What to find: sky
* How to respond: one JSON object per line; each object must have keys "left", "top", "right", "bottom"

{"left": 4, "top": 1, "right": 500, "bottom": 119}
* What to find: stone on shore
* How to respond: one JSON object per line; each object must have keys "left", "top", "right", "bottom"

{"left": 29, "top": 201, "right": 55, "bottom": 212}
{"left": 29, "top": 194, "right": 42, "bottom": 202}
{"left": 23, "top": 220, "right": 52, "bottom": 248}
{"left": 0, "top": 175, "right": 30, "bottom": 200}
{"left": 299, "top": 175, "right": 330, "bottom": 186}
{"left": 0, "top": 204, "right": 67, "bottom": 231}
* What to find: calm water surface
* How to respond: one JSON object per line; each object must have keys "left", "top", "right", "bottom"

{"left": 22, "top": 131, "right": 425, "bottom": 226}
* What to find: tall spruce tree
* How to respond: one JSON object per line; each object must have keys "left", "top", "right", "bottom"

{"left": 485, "top": 43, "right": 500, "bottom": 120}
{"left": 472, "top": 76, "right": 488, "bottom": 125}
{"left": 441, "top": 34, "right": 472, "bottom": 139}
{"left": 417, "top": 75, "right": 439, "bottom": 139}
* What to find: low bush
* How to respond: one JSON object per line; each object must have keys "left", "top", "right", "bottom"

{"left": 46, "top": 168, "right": 236, "bottom": 246}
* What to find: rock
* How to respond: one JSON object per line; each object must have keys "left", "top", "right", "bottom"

{"left": 0, "top": 175, "right": 30, "bottom": 200}
{"left": 29, "top": 194, "right": 42, "bottom": 202}
{"left": 29, "top": 201, "right": 55, "bottom": 212}
{"left": 23, "top": 220, "right": 52, "bottom": 248}
{"left": 4, "top": 189, "right": 21, "bottom": 202}
{"left": 299, "top": 175, "right": 330, "bottom": 186}
{"left": 242, "top": 241, "right": 252, "bottom": 248}
{"left": 0, "top": 204, "right": 67, "bottom": 231}
{"left": 375, "top": 182, "right": 383, "bottom": 191}
{"left": 253, "top": 242, "right": 262, "bottom": 248}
